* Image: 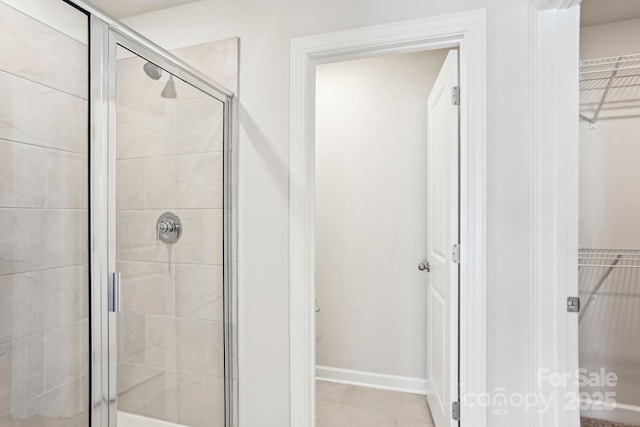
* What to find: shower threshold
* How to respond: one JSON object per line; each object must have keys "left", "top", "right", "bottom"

{"left": 118, "top": 412, "right": 188, "bottom": 427}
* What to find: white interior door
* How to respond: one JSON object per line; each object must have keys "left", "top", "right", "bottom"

{"left": 426, "top": 49, "right": 460, "bottom": 427}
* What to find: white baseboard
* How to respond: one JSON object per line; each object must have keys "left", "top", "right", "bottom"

{"left": 316, "top": 365, "right": 432, "bottom": 395}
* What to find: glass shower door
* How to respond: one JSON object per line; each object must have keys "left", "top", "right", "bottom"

{"left": 110, "top": 43, "right": 227, "bottom": 427}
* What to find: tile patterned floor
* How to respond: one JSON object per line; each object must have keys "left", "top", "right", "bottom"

{"left": 581, "top": 417, "right": 640, "bottom": 427}
{"left": 316, "top": 381, "right": 435, "bottom": 427}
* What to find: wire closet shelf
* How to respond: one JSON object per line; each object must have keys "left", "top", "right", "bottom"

{"left": 579, "top": 53, "right": 640, "bottom": 125}
{"left": 579, "top": 248, "right": 640, "bottom": 269}
{"left": 578, "top": 248, "right": 640, "bottom": 321}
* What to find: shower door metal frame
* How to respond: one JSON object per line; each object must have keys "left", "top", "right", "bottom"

{"left": 86, "top": 6, "right": 238, "bottom": 427}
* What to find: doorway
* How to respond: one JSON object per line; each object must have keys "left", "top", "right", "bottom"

{"left": 577, "top": 3, "right": 640, "bottom": 425}
{"left": 314, "top": 48, "right": 459, "bottom": 427}
{"left": 289, "top": 10, "right": 488, "bottom": 427}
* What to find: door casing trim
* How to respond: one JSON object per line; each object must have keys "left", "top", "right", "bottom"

{"left": 289, "top": 9, "right": 488, "bottom": 427}
{"left": 528, "top": 2, "right": 581, "bottom": 426}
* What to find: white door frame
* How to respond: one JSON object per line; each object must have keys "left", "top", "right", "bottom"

{"left": 529, "top": 1, "right": 581, "bottom": 427}
{"left": 289, "top": 10, "right": 487, "bottom": 427}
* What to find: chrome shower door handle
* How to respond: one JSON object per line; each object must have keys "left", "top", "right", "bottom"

{"left": 108, "top": 272, "right": 122, "bottom": 313}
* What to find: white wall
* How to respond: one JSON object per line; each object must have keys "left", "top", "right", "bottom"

{"left": 122, "top": 1, "right": 535, "bottom": 426}
{"left": 580, "top": 18, "right": 640, "bottom": 60}
{"left": 315, "top": 50, "right": 447, "bottom": 381}
{"left": 579, "top": 119, "right": 640, "bottom": 247}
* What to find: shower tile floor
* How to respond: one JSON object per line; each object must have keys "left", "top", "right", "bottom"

{"left": 316, "top": 380, "right": 434, "bottom": 427}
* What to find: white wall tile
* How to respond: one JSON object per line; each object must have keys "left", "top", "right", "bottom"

{"left": 173, "top": 97, "right": 224, "bottom": 155}
{"left": 117, "top": 313, "right": 147, "bottom": 364}
{"left": 118, "top": 261, "right": 175, "bottom": 315}
{"left": 145, "top": 315, "right": 177, "bottom": 370}
{"left": 0, "top": 72, "right": 87, "bottom": 153}
{"left": 176, "top": 318, "right": 223, "bottom": 377}
{"left": 117, "top": 210, "right": 176, "bottom": 263}
{"left": 45, "top": 150, "right": 88, "bottom": 209}
{"left": 145, "top": 153, "right": 223, "bottom": 209}
{"left": 203, "top": 209, "right": 224, "bottom": 265}
{"left": 0, "top": 266, "right": 88, "bottom": 344}
{"left": 33, "top": 376, "right": 88, "bottom": 420}
{"left": 0, "top": 140, "right": 46, "bottom": 208}
{"left": 117, "top": 368, "right": 178, "bottom": 423}
{"left": 172, "top": 210, "right": 205, "bottom": 264}
{"left": 0, "top": 2, "right": 87, "bottom": 99}
{"left": 177, "top": 373, "right": 225, "bottom": 427}
{"left": 117, "top": 362, "right": 162, "bottom": 395}
{"left": 0, "top": 335, "right": 45, "bottom": 410}
{"left": 171, "top": 45, "right": 204, "bottom": 73}
{"left": 0, "top": 2, "right": 89, "bottom": 421}
{"left": 176, "top": 153, "right": 223, "bottom": 208}
{"left": 116, "top": 159, "right": 146, "bottom": 210}
{"left": 202, "top": 37, "right": 239, "bottom": 94}
{"left": 0, "top": 344, "right": 9, "bottom": 413}
{"left": 0, "top": 210, "right": 87, "bottom": 275}
{"left": 116, "top": 104, "right": 171, "bottom": 159}
{"left": 175, "top": 264, "right": 223, "bottom": 321}
{"left": 44, "top": 320, "right": 88, "bottom": 390}
{"left": 144, "top": 157, "right": 177, "bottom": 209}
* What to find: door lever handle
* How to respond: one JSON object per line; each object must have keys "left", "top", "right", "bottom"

{"left": 418, "top": 262, "right": 431, "bottom": 272}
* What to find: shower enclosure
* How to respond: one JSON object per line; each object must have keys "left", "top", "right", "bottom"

{"left": 0, "top": 1, "right": 237, "bottom": 427}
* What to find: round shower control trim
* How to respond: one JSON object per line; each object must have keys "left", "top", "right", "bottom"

{"left": 156, "top": 212, "right": 182, "bottom": 244}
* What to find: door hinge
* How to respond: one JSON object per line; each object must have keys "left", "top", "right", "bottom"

{"left": 452, "top": 86, "right": 460, "bottom": 106}
{"left": 452, "top": 400, "right": 460, "bottom": 421}
{"left": 452, "top": 243, "right": 461, "bottom": 264}
{"left": 567, "top": 296, "right": 581, "bottom": 313}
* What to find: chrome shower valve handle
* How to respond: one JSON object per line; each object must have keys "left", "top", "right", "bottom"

{"left": 156, "top": 212, "right": 182, "bottom": 244}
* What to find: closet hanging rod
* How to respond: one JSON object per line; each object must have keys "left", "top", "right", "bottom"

{"left": 580, "top": 60, "right": 640, "bottom": 73}
{"left": 579, "top": 264, "right": 640, "bottom": 269}
{"left": 579, "top": 253, "right": 640, "bottom": 257}
{"left": 579, "top": 247, "right": 640, "bottom": 250}
{"left": 581, "top": 65, "right": 640, "bottom": 75}
{"left": 579, "top": 251, "right": 640, "bottom": 255}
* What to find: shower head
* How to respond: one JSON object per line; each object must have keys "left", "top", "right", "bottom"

{"left": 143, "top": 62, "right": 163, "bottom": 80}
{"left": 161, "top": 75, "right": 177, "bottom": 99}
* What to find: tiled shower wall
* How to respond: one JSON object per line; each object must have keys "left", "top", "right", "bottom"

{"left": 115, "top": 39, "right": 237, "bottom": 427}
{"left": 0, "top": 3, "right": 89, "bottom": 427}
